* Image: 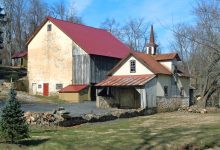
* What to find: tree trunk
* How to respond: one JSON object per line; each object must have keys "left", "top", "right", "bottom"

{"left": 198, "top": 95, "right": 207, "bottom": 108}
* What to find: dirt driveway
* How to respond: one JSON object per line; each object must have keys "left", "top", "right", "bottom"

{"left": 0, "top": 101, "right": 112, "bottom": 116}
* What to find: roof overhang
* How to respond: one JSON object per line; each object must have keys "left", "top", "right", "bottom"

{"left": 59, "top": 84, "right": 88, "bottom": 93}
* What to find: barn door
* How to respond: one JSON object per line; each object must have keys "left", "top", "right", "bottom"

{"left": 43, "top": 83, "right": 49, "bottom": 96}
{"left": 32, "top": 83, "right": 37, "bottom": 95}
{"left": 119, "top": 88, "right": 135, "bottom": 108}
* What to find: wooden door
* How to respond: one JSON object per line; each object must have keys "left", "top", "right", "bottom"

{"left": 43, "top": 83, "right": 49, "bottom": 96}
{"left": 32, "top": 83, "right": 37, "bottom": 95}
{"left": 119, "top": 88, "right": 134, "bottom": 108}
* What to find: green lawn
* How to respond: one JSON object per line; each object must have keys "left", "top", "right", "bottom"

{"left": 0, "top": 112, "right": 220, "bottom": 150}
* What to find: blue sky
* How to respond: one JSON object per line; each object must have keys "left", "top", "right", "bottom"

{"left": 47, "top": 0, "right": 196, "bottom": 52}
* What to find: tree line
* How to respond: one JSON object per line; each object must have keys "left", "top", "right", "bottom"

{"left": 0, "top": 0, "right": 155, "bottom": 65}
{"left": 0, "top": 0, "right": 82, "bottom": 65}
{"left": 171, "top": 0, "right": 220, "bottom": 107}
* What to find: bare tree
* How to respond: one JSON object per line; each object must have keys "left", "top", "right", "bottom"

{"left": 121, "top": 18, "right": 149, "bottom": 51}
{"left": 171, "top": 0, "right": 220, "bottom": 107}
{"left": 101, "top": 18, "right": 151, "bottom": 52}
{"left": 26, "top": 0, "right": 50, "bottom": 35}
{"left": 101, "top": 18, "right": 123, "bottom": 41}
{"left": 49, "top": 0, "right": 82, "bottom": 23}
{"left": 50, "top": 0, "right": 66, "bottom": 20}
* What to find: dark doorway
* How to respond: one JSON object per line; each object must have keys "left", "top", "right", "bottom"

{"left": 90, "top": 84, "right": 96, "bottom": 101}
{"left": 189, "top": 89, "right": 194, "bottom": 106}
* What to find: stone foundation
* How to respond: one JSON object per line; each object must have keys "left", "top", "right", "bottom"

{"left": 156, "top": 97, "right": 189, "bottom": 112}
{"left": 96, "top": 96, "right": 118, "bottom": 108}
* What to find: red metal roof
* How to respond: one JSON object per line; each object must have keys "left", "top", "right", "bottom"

{"left": 59, "top": 84, "right": 88, "bottom": 93}
{"left": 12, "top": 50, "right": 27, "bottom": 59}
{"left": 96, "top": 75, "right": 155, "bottom": 87}
{"left": 27, "top": 17, "right": 131, "bottom": 59}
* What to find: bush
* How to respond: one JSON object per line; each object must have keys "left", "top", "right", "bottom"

{"left": 0, "top": 89, "right": 29, "bottom": 143}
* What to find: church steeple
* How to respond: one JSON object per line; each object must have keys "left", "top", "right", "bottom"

{"left": 146, "top": 25, "right": 158, "bottom": 55}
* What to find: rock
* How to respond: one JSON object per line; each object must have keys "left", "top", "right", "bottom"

{"left": 30, "top": 116, "right": 35, "bottom": 122}
{"left": 82, "top": 113, "right": 95, "bottom": 121}
{"left": 58, "top": 107, "right": 65, "bottom": 111}
{"left": 188, "top": 108, "right": 192, "bottom": 112}
{"left": 197, "top": 97, "right": 201, "bottom": 101}
{"left": 57, "top": 110, "right": 70, "bottom": 115}
{"left": 200, "top": 109, "right": 207, "bottom": 114}
{"left": 24, "top": 111, "right": 31, "bottom": 117}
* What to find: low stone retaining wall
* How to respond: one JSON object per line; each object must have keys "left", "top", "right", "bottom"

{"left": 156, "top": 97, "right": 189, "bottom": 112}
{"left": 24, "top": 107, "right": 157, "bottom": 127}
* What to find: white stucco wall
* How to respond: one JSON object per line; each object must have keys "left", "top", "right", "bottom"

{"left": 113, "top": 56, "right": 153, "bottom": 76}
{"left": 156, "top": 75, "right": 172, "bottom": 97}
{"left": 28, "top": 20, "right": 73, "bottom": 95}
{"left": 177, "top": 77, "right": 190, "bottom": 97}
{"left": 159, "top": 59, "right": 177, "bottom": 73}
{"left": 156, "top": 75, "right": 190, "bottom": 98}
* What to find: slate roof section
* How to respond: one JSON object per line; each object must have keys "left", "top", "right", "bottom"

{"left": 12, "top": 50, "right": 27, "bottom": 59}
{"left": 96, "top": 75, "right": 155, "bottom": 87}
{"left": 27, "top": 16, "right": 131, "bottom": 59}
{"left": 59, "top": 84, "right": 88, "bottom": 93}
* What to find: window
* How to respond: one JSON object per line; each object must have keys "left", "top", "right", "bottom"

{"left": 164, "top": 86, "right": 168, "bottom": 96}
{"left": 180, "top": 87, "right": 184, "bottom": 97}
{"left": 130, "top": 60, "right": 136, "bottom": 73}
{"left": 56, "top": 84, "right": 63, "bottom": 90}
{"left": 47, "top": 24, "right": 52, "bottom": 31}
{"left": 38, "top": 84, "right": 42, "bottom": 89}
{"left": 148, "top": 47, "right": 152, "bottom": 54}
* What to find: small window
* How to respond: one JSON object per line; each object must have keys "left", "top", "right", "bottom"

{"left": 164, "top": 86, "right": 168, "bottom": 96}
{"left": 148, "top": 47, "right": 152, "bottom": 54}
{"left": 47, "top": 24, "right": 52, "bottom": 31}
{"left": 56, "top": 84, "right": 63, "bottom": 90}
{"left": 38, "top": 84, "right": 42, "bottom": 89}
{"left": 180, "top": 87, "right": 184, "bottom": 97}
{"left": 130, "top": 60, "right": 136, "bottom": 73}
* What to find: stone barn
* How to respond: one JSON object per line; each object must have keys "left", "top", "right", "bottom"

{"left": 27, "top": 16, "right": 131, "bottom": 101}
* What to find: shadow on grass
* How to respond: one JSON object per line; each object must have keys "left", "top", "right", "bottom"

{"left": 18, "top": 138, "right": 49, "bottom": 146}
{"left": 31, "top": 128, "right": 58, "bottom": 134}
{"left": 136, "top": 125, "right": 220, "bottom": 150}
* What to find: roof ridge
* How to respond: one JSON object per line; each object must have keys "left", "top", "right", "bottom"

{"left": 47, "top": 16, "right": 107, "bottom": 32}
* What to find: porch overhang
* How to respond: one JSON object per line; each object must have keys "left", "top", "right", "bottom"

{"left": 96, "top": 74, "right": 156, "bottom": 87}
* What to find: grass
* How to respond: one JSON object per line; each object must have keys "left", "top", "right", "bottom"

{"left": 0, "top": 112, "right": 220, "bottom": 150}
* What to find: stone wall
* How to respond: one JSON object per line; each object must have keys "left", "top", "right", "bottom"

{"left": 156, "top": 96, "right": 189, "bottom": 112}
{"left": 96, "top": 96, "right": 118, "bottom": 108}
{"left": 24, "top": 107, "right": 157, "bottom": 127}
